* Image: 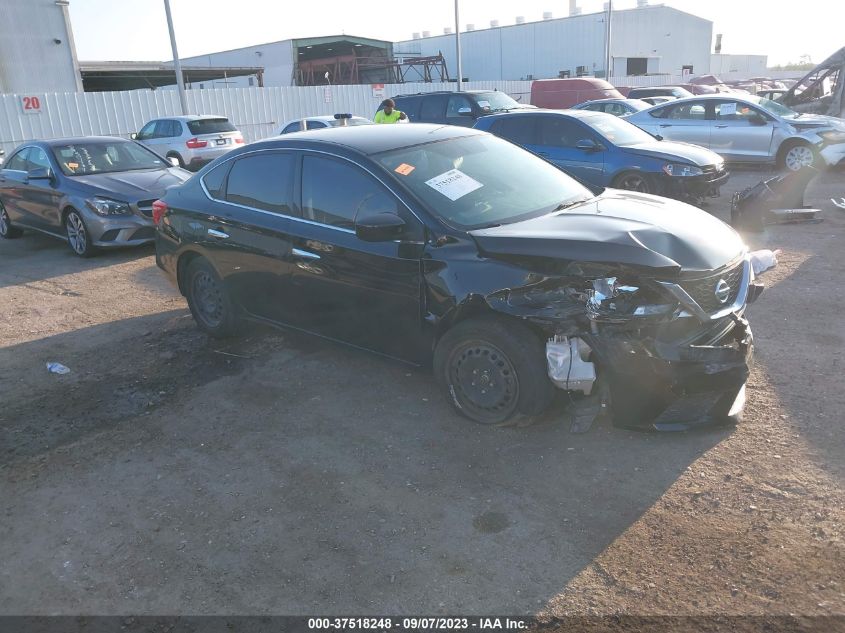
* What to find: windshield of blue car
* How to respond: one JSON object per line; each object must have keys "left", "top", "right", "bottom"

{"left": 475, "top": 91, "right": 524, "bottom": 112}
{"left": 52, "top": 141, "right": 168, "bottom": 176}
{"left": 583, "top": 114, "right": 658, "bottom": 147}
{"left": 749, "top": 95, "right": 799, "bottom": 118}
{"left": 375, "top": 133, "right": 592, "bottom": 230}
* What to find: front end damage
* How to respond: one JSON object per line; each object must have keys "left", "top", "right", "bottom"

{"left": 488, "top": 255, "right": 762, "bottom": 431}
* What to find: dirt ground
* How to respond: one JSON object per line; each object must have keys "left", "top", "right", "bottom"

{"left": 1, "top": 166, "right": 844, "bottom": 617}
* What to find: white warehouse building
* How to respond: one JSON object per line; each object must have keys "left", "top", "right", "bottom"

{"left": 394, "top": 3, "right": 712, "bottom": 82}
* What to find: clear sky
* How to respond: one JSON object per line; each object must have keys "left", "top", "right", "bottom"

{"left": 68, "top": 0, "right": 837, "bottom": 67}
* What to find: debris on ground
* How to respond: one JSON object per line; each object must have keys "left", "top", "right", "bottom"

{"left": 750, "top": 249, "right": 781, "bottom": 276}
{"left": 46, "top": 362, "right": 70, "bottom": 375}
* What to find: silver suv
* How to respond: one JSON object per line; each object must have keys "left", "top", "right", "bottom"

{"left": 133, "top": 115, "right": 244, "bottom": 171}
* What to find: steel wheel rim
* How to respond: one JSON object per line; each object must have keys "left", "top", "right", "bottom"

{"left": 0, "top": 208, "right": 8, "bottom": 236}
{"left": 786, "top": 146, "right": 813, "bottom": 171}
{"left": 450, "top": 342, "right": 519, "bottom": 422}
{"left": 66, "top": 213, "right": 86, "bottom": 254}
{"left": 619, "top": 174, "right": 649, "bottom": 192}
{"left": 192, "top": 271, "right": 224, "bottom": 328}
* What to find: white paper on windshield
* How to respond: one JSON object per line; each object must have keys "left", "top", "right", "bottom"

{"left": 720, "top": 102, "right": 737, "bottom": 116}
{"left": 477, "top": 100, "right": 491, "bottom": 109}
{"left": 425, "top": 169, "right": 483, "bottom": 201}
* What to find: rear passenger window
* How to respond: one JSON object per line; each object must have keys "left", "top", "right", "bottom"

{"left": 225, "top": 153, "right": 294, "bottom": 214}
{"left": 202, "top": 161, "right": 231, "bottom": 199}
{"left": 302, "top": 155, "right": 394, "bottom": 230}
{"left": 5, "top": 149, "right": 29, "bottom": 171}
{"left": 490, "top": 117, "right": 536, "bottom": 146}
{"left": 666, "top": 102, "right": 707, "bottom": 120}
{"left": 306, "top": 120, "right": 326, "bottom": 130}
{"left": 420, "top": 95, "right": 446, "bottom": 120}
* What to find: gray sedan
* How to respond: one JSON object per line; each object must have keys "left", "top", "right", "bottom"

{"left": 625, "top": 94, "right": 845, "bottom": 170}
{"left": 0, "top": 137, "right": 190, "bottom": 256}
{"left": 571, "top": 98, "right": 652, "bottom": 117}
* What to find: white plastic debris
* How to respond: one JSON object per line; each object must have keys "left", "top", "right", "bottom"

{"left": 832, "top": 198, "right": 845, "bottom": 210}
{"left": 46, "top": 362, "right": 70, "bottom": 375}
{"left": 750, "top": 249, "right": 780, "bottom": 276}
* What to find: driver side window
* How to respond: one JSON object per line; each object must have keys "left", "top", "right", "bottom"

{"left": 5, "top": 148, "right": 30, "bottom": 171}
{"left": 137, "top": 121, "right": 158, "bottom": 140}
{"left": 27, "top": 147, "right": 52, "bottom": 171}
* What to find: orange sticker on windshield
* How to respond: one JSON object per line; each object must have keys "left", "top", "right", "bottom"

{"left": 394, "top": 163, "right": 415, "bottom": 175}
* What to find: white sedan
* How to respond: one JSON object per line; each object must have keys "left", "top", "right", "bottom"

{"left": 277, "top": 114, "right": 373, "bottom": 135}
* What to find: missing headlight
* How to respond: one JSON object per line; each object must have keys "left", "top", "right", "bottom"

{"left": 587, "top": 277, "right": 677, "bottom": 321}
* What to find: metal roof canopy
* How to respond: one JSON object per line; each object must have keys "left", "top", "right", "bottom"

{"left": 293, "top": 35, "right": 392, "bottom": 63}
{"left": 79, "top": 61, "right": 264, "bottom": 92}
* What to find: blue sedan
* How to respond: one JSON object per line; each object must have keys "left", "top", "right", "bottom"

{"left": 473, "top": 109, "right": 729, "bottom": 201}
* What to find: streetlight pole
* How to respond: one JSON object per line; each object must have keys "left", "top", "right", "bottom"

{"left": 454, "top": 0, "right": 463, "bottom": 91}
{"left": 604, "top": 0, "right": 613, "bottom": 81}
{"left": 164, "top": 0, "right": 189, "bottom": 115}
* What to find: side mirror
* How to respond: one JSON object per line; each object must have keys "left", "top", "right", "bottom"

{"left": 27, "top": 167, "right": 53, "bottom": 181}
{"left": 457, "top": 107, "right": 474, "bottom": 116}
{"left": 355, "top": 212, "right": 407, "bottom": 242}
{"left": 749, "top": 113, "right": 768, "bottom": 126}
{"left": 654, "top": 134, "right": 664, "bottom": 141}
{"left": 167, "top": 156, "right": 180, "bottom": 167}
{"left": 130, "top": 132, "right": 138, "bottom": 140}
{"left": 575, "top": 138, "right": 600, "bottom": 152}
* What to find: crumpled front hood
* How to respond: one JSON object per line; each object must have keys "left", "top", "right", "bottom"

{"left": 787, "top": 113, "right": 845, "bottom": 131}
{"left": 622, "top": 140, "right": 723, "bottom": 167}
{"left": 71, "top": 168, "right": 190, "bottom": 200}
{"left": 470, "top": 190, "right": 745, "bottom": 274}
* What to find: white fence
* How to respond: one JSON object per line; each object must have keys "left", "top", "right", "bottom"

{"left": 0, "top": 70, "right": 806, "bottom": 156}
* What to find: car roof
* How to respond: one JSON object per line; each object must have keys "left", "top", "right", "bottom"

{"left": 165, "top": 114, "right": 229, "bottom": 121}
{"left": 392, "top": 90, "right": 498, "bottom": 98}
{"left": 36, "top": 136, "right": 135, "bottom": 147}
{"left": 578, "top": 98, "right": 645, "bottom": 105}
{"left": 290, "top": 115, "right": 371, "bottom": 123}
{"left": 250, "top": 123, "right": 482, "bottom": 155}
{"left": 480, "top": 108, "right": 612, "bottom": 121}
{"left": 655, "top": 94, "right": 760, "bottom": 104}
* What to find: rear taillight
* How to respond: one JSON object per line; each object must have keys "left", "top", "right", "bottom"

{"left": 186, "top": 137, "right": 208, "bottom": 149}
{"left": 152, "top": 199, "right": 168, "bottom": 225}
{"left": 235, "top": 138, "right": 245, "bottom": 144}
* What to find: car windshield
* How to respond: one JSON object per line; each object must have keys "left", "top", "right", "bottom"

{"left": 187, "top": 118, "right": 236, "bottom": 135}
{"left": 748, "top": 95, "right": 800, "bottom": 118}
{"left": 326, "top": 117, "right": 372, "bottom": 127}
{"left": 475, "top": 91, "right": 524, "bottom": 112}
{"left": 52, "top": 141, "right": 168, "bottom": 176}
{"left": 583, "top": 114, "right": 657, "bottom": 147}
{"left": 375, "top": 133, "right": 592, "bottom": 230}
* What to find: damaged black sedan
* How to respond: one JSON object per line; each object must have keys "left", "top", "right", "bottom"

{"left": 155, "top": 124, "right": 761, "bottom": 431}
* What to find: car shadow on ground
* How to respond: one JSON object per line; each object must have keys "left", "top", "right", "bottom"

{"left": 1, "top": 310, "right": 731, "bottom": 614}
{"left": 0, "top": 231, "right": 154, "bottom": 290}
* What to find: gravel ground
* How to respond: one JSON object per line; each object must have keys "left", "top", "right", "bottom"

{"left": 0, "top": 167, "right": 843, "bottom": 617}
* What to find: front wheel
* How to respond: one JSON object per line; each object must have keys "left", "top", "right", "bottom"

{"left": 184, "top": 257, "right": 239, "bottom": 337}
{"left": 433, "top": 316, "right": 555, "bottom": 425}
{"left": 65, "top": 209, "right": 94, "bottom": 257}
{"left": 612, "top": 171, "right": 653, "bottom": 194}
{"left": 0, "top": 203, "right": 23, "bottom": 239}
{"left": 780, "top": 142, "right": 818, "bottom": 172}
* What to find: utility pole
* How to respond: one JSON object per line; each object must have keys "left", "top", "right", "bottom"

{"left": 454, "top": 0, "right": 463, "bottom": 91}
{"left": 604, "top": 0, "right": 613, "bottom": 81}
{"left": 164, "top": 0, "right": 189, "bottom": 115}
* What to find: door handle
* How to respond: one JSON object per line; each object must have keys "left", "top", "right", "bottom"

{"left": 715, "top": 124, "right": 729, "bottom": 128}
{"left": 659, "top": 124, "right": 672, "bottom": 128}
{"left": 292, "top": 248, "right": 321, "bottom": 260}
{"left": 207, "top": 228, "right": 229, "bottom": 239}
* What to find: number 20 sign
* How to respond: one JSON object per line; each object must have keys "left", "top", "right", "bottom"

{"left": 20, "top": 96, "right": 43, "bottom": 115}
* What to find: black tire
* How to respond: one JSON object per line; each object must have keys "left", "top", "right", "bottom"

{"left": 433, "top": 316, "right": 555, "bottom": 425}
{"left": 0, "top": 202, "right": 23, "bottom": 239}
{"left": 611, "top": 171, "right": 653, "bottom": 194}
{"left": 64, "top": 209, "right": 95, "bottom": 257}
{"left": 167, "top": 152, "right": 186, "bottom": 169}
{"left": 778, "top": 140, "right": 819, "bottom": 172}
{"left": 184, "top": 257, "right": 238, "bottom": 338}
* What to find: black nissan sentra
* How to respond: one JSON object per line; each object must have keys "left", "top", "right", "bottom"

{"left": 155, "top": 124, "right": 761, "bottom": 431}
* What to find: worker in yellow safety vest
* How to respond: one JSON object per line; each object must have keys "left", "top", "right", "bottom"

{"left": 374, "top": 99, "right": 408, "bottom": 124}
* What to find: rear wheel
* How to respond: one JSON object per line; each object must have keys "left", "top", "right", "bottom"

{"left": 612, "top": 171, "right": 653, "bottom": 194}
{"left": 65, "top": 209, "right": 94, "bottom": 257}
{"left": 779, "top": 141, "right": 818, "bottom": 171}
{"left": 184, "top": 257, "right": 238, "bottom": 337}
{"left": 0, "top": 203, "right": 23, "bottom": 239}
{"left": 433, "top": 316, "right": 555, "bottom": 425}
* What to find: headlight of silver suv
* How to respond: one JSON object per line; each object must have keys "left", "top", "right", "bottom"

{"left": 85, "top": 197, "right": 131, "bottom": 216}
{"left": 662, "top": 163, "right": 704, "bottom": 177}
